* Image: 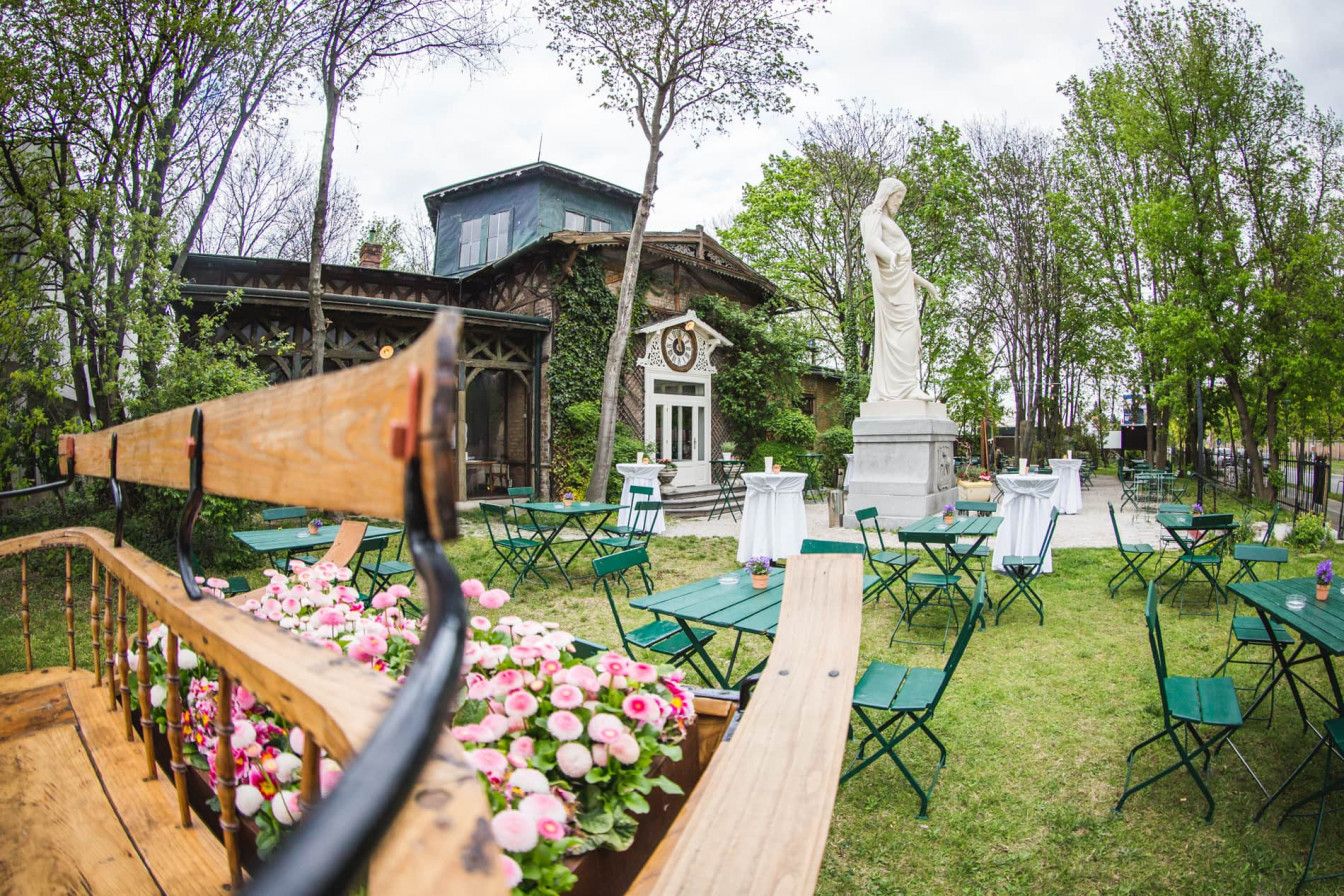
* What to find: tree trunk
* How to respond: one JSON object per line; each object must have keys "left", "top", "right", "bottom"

{"left": 1226, "top": 369, "right": 1268, "bottom": 500}
{"left": 306, "top": 86, "right": 341, "bottom": 376}
{"left": 586, "top": 137, "right": 661, "bottom": 501}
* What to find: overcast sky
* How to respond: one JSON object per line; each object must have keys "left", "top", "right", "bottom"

{"left": 283, "top": 0, "right": 1344, "bottom": 241}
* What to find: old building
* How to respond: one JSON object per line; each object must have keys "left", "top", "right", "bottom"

{"left": 179, "top": 161, "right": 778, "bottom": 499}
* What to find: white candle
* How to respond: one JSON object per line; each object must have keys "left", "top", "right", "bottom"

{"left": 764, "top": 456, "right": 773, "bottom": 473}
{"left": 1067, "top": 449, "right": 1073, "bottom": 460}
{"left": 1019, "top": 458, "right": 1028, "bottom": 475}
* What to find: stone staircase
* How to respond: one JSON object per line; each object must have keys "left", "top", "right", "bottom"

{"left": 661, "top": 482, "right": 747, "bottom": 517}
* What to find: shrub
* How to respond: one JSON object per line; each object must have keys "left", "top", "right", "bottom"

{"left": 746, "top": 440, "right": 805, "bottom": 475}
{"left": 551, "top": 401, "right": 642, "bottom": 503}
{"left": 816, "top": 426, "right": 853, "bottom": 490}
{"left": 1287, "top": 512, "right": 1328, "bottom": 551}
{"left": 768, "top": 407, "right": 817, "bottom": 449}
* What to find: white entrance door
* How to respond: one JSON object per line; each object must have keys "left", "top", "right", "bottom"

{"left": 650, "top": 378, "right": 709, "bottom": 486}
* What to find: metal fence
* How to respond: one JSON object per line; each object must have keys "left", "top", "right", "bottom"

{"left": 1205, "top": 448, "right": 1343, "bottom": 539}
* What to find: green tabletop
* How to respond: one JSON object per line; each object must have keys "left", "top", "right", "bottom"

{"left": 899, "top": 513, "right": 1002, "bottom": 546}
{"left": 514, "top": 501, "right": 622, "bottom": 516}
{"left": 231, "top": 523, "right": 401, "bottom": 555}
{"left": 1155, "top": 512, "right": 1235, "bottom": 532}
{"left": 1230, "top": 577, "right": 1344, "bottom": 656}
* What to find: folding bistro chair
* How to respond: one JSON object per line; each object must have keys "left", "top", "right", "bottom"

{"left": 841, "top": 577, "right": 987, "bottom": 818}
{"left": 995, "top": 507, "right": 1058, "bottom": 625}
{"left": 1108, "top": 501, "right": 1155, "bottom": 597}
{"left": 1227, "top": 508, "right": 1287, "bottom": 587}
{"left": 1167, "top": 512, "right": 1235, "bottom": 619}
{"left": 1277, "top": 717, "right": 1344, "bottom": 893}
{"left": 592, "top": 547, "right": 714, "bottom": 683}
{"left": 1212, "top": 588, "right": 1294, "bottom": 726}
{"left": 948, "top": 500, "right": 996, "bottom": 577}
{"left": 709, "top": 460, "right": 744, "bottom": 521}
{"left": 358, "top": 528, "right": 416, "bottom": 604}
{"left": 595, "top": 500, "right": 662, "bottom": 555}
{"left": 1118, "top": 465, "right": 1139, "bottom": 511}
{"left": 1115, "top": 585, "right": 1255, "bottom": 823}
{"left": 480, "top": 502, "right": 553, "bottom": 592}
{"left": 854, "top": 506, "right": 916, "bottom": 612}
{"left": 262, "top": 505, "right": 306, "bottom": 526}
{"left": 601, "top": 485, "right": 653, "bottom": 534}
{"left": 506, "top": 486, "right": 572, "bottom": 575}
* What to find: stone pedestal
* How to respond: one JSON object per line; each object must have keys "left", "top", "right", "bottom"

{"left": 846, "top": 401, "right": 958, "bottom": 529}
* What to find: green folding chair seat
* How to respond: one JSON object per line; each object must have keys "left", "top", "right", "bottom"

{"left": 996, "top": 508, "right": 1058, "bottom": 625}
{"left": 1115, "top": 585, "right": 1258, "bottom": 823}
{"left": 601, "top": 485, "right": 654, "bottom": 535}
{"left": 1165, "top": 513, "right": 1234, "bottom": 619}
{"left": 593, "top": 548, "right": 715, "bottom": 683}
{"left": 841, "top": 577, "right": 986, "bottom": 818}
{"left": 1108, "top": 501, "right": 1155, "bottom": 597}
{"left": 1214, "top": 573, "right": 1295, "bottom": 725}
{"left": 1228, "top": 543, "right": 1288, "bottom": 585}
{"left": 895, "top": 572, "right": 962, "bottom": 652}
{"left": 1277, "top": 717, "right": 1344, "bottom": 893}
{"left": 855, "top": 506, "right": 917, "bottom": 612}
{"left": 595, "top": 500, "right": 661, "bottom": 555}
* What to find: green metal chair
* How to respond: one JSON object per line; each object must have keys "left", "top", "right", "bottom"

{"left": 1118, "top": 465, "right": 1139, "bottom": 511}
{"left": 1277, "top": 717, "right": 1344, "bottom": 893}
{"left": 1107, "top": 501, "right": 1155, "bottom": 597}
{"left": 1212, "top": 588, "right": 1294, "bottom": 726}
{"left": 1115, "top": 584, "right": 1251, "bottom": 823}
{"left": 995, "top": 508, "right": 1059, "bottom": 625}
{"left": 592, "top": 547, "right": 714, "bottom": 682}
{"left": 358, "top": 529, "right": 415, "bottom": 597}
{"left": 709, "top": 461, "right": 745, "bottom": 521}
{"left": 601, "top": 485, "right": 654, "bottom": 534}
{"left": 262, "top": 505, "right": 306, "bottom": 526}
{"left": 1166, "top": 512, "right": 1235, "bottom": 619}
{"left": 1227, "top": 507, "right": 1286, "bottom": 586}
{"left": 798, "top": 452, "right": 825, "bottom": 502}
{"left": 480, "top": 502, "right": 556, "bottom": 592}
{"left": 595, "top": 500, "right": 662, "bottom": 555}
{"left": 948, "top": 500, "right": 996, "bottom": 576}
{"left": 841, "top": 576, "right": 987, "bottom": 818}
{"left": 854, "top": 506, "right": 917, "bottom": 612}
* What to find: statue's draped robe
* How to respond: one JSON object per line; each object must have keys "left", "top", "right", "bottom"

{"left": 862, "top": 208, "right": 930, "bottom": 402}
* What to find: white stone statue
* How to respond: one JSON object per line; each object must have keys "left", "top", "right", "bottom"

{"left": 862, "top": 177, "right": 939, "bottom": 403}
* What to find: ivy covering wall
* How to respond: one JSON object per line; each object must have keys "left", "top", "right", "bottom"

{"left": 549, "top": 254, "right": 648, "bottom": 499}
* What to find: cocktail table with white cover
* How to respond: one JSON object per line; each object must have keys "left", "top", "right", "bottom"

{"left": 736, "top": 472, "right": 808, "bottom": 563}
{"left": 992, "top": 473, "right": 1058, "bottom": 574}
{"left": 614, "top": 463, "right": 666, "bottom": 534}
{"left": 1047, "top": 458, "right": 1084, "bottom": 514}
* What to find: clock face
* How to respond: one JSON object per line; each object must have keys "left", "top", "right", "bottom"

{"left": 661, "top": 328, "right": 698, "bottom": 372}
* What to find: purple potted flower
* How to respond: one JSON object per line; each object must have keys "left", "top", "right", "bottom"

{"left": 942, "top": 503, "right": 956, "bottom": 525}
{"left": 306, "top": 516, "right": 325, "bottom": 535}
{"left": 1317, "top": 560, "right": 1333, "bottom": 601}
{"left": 744, "top": 556, "right": 773, "bottom": 589}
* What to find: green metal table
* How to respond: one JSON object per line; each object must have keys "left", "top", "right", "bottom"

{"left": 899, "top": 513, "right": 1003, "bottom": 608}
{"left": 1229, "top": 577, "right": 1344, "bottom": 821}
{"left": 708, "top": 458, "right": 746, "bottom": 521}
{"left": 231, "top": 523, "right": 401, "bottom": 570}
{"left": 515, "top": 501, "right": 623, "bottom": 586}
{"left": 630, "top": 567, "right": 877, "bottom": 689}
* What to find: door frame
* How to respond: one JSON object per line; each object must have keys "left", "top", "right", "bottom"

{"left": 644, "top": 368, "right": 712, "bottom": 487}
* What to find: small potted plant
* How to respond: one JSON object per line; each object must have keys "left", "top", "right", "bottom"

{"left": 657, "top": 458, "right": 678, "bottom": 490}
{"left": 956, "top": 465, "right": 993, "bottom": 502}
{"left": 1190, "top": 503, "right": 1204, "bottom": 542}
{"left": 561, "top": 489, "right": 574, "bottom": 507}
{"left": 721, "top": 440, "right": 736, "bottom": 461}
{"left": 1317, "top": 560, "right": 1333, "bottom": 602}
{"left": 744, "top": 556, "right": 772, "bottom": 590}
{"left": 306, "top": 516, "right": 325, "bottom": 536}
{"left": 942, "top": 503, "right": 956, "bottom": 526}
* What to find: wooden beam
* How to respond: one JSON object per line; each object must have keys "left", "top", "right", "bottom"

{"left": 627, "top": 554, "right": 862, "bottom": 896}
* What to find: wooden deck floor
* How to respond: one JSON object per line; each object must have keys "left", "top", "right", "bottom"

{"left": 0, "top": 668, "right": 230, "bottom": 895}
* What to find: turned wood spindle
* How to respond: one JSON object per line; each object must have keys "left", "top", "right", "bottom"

{"left": 90, "top": 556, "right": 102, "bottom": 685}
{"left": 215, "top": 670, "right": 243, "bottom": 889}
{"left": 64, "top": 547, "right": 75, "bottom": 670}
{"left": 299, "top": 736, "right": 320, "bottom": 813}
{"left": 165, "top": 629, "right": 191, "bottom": 827}
{"left": 20, "top": 554, "right": 32, "bottom": 672}
{"left": 118, "top": 581, "right": 133, "bottom": 740}
{"left": 137, "top": 603, "right": 156, "bottom": 780}
{"left": 104, "top": 571, "right": 117, "bottom": 710}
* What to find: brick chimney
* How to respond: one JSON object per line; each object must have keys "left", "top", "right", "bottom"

{"left": 358, "top": 242, "right": 384, "bottom": 269}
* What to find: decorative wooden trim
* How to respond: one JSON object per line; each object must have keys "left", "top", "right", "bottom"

{"left": 215, "top": 669, "right": 243, "bottom": 889}
{"left": 165, "top": 628, "right": 192, "bottom": 828}
{"left": 138, "top": 603, "right": 157, "bottom": 780}
{"left": 91, "top": 557, "right": 102, "bottom": 686}
{"left": 628, "top": 554, "right": 862, "bottom": 896}
{"left": 64, "top": 547, "right": 75, "bottom": 669}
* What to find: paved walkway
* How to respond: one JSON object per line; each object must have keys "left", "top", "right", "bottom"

{"left": 665, "top": 479, "right": 1168, "bottom": 550}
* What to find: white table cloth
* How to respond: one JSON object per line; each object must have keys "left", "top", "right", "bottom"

{"left": 843, "top": 453, "right": 855, "bottom": 490}
{"left": 736, "top": 471, "right": 808, "bottom": 562}
{"left": 614, "top": 463, "right": 667, "bottom": 534}
{"left": 992, "top": 474, "right": 1058, "bottom": 573}
{"left": 1047, "top": 458, "right": 1084, "bottom": 514}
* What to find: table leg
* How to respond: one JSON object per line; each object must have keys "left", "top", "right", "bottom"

{"left": 528, "top": 513, "right": 574, "bottom": 590}
{"left": 560, "top": 511, "right": 616, "bottom": 571}
{"left": 921, "top": 541, "right": 983, "bottom": 625}
{"left": 674, "top": 617, "right": 730, "bottom": 689}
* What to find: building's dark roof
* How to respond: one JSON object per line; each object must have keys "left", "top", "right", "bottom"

{"left": 422, "top": 161, "right": 640, "bottom": 221}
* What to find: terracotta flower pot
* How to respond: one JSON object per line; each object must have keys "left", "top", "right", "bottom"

{"left": 562, "top": 498, "right": 573, "bottom": 507}
{"left": 1318, "top": 583, "right": 1330, "bottom": 601}
{"left": 751, "top": 573, "right": 769, "bottom": 590}
{"left": 771, "top": 464, "right": 782, "bottom": 474}
{"left": 307, "top": 521, "right": 320, "bottom": 535}
{"left": 943, "top": 513, "right": 955, "bottom": 526}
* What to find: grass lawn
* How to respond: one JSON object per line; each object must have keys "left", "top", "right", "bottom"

{"left": 4, "top": 520, "right": 1344, "bottom": 895}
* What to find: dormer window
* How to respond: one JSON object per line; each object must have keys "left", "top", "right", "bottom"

{"left": 590, "top": 217, "right": 610, "bottom": 232}
{"left": 459, "top": 210, "right": 512, "bottom": 268}
{"left": 459, "top": 217, "right": 483, "bottom": 267}
{"left": 486, "top": 210, "right": 511, "bottom": 262}
{"left": 564, "top": 210, "right": 586, "bottom": 231}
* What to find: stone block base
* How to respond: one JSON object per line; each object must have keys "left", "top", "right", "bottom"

{"left": 845, "top": 412, "right": 959, "bottom": 529}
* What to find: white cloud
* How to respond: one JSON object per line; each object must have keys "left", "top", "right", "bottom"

{"left": 280, "top": 0, "right": 1344, "bottom": 241}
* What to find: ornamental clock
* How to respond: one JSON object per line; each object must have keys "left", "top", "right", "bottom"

{"left": 661, "top": 328, "right": 698, "bottom": 372}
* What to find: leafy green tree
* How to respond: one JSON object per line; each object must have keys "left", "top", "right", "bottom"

{"left": 536, "top": 0, "right": 823, "bottom": 501}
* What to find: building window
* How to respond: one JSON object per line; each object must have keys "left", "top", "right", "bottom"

{"left": 590, "top": 217, "right": 611, "bottom": 232}
{"left": 800, "top": 393, "right": 816, "bottom": 416}
{"left": 459, "top": 217, "right": 483, "bottom": 268}
{"left": 486, "top": 209, "right": 511, "bottom": 262}
{"left": 564, "top": 210, "right": 586, "bottom": 231}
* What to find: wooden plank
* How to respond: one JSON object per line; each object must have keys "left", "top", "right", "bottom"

{"left": 627, "top": 554, "right": 863, "bottom": 896}
{"left": 0, "top": 724, "right": 159, "bottom": 895}
{"left": 66, "top": 310, "right": 460, "bottom": 537}
{"left": 66, "top": 670, "right": 232, "bottom": 895}
{"left": 0, "top": 682, "right": 73, "bottom": 741}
